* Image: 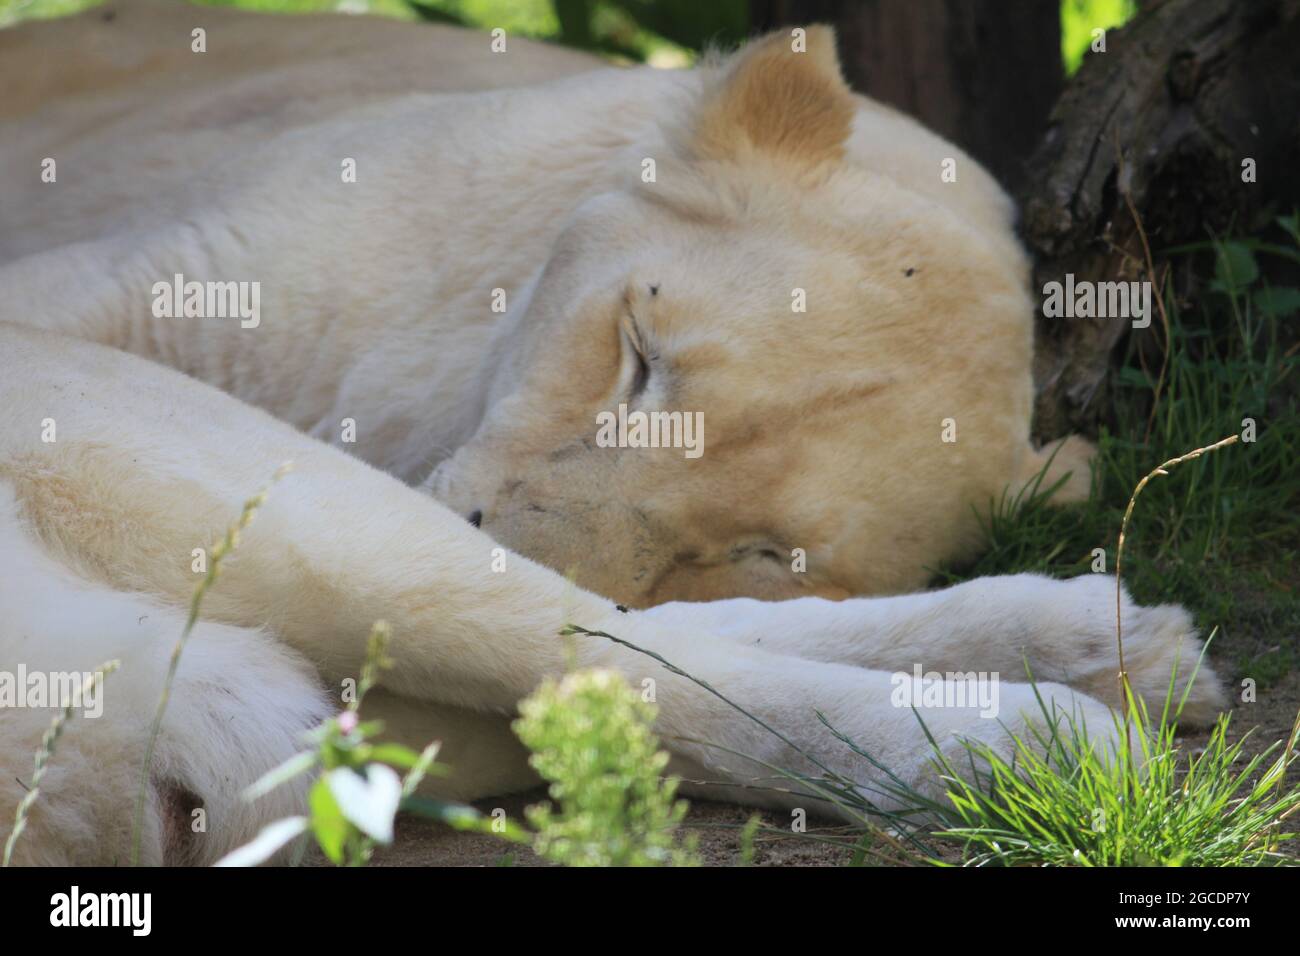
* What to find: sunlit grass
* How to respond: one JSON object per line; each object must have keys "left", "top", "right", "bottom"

{"left": 933, "top": 682, "right": 1300, "bottom": 867}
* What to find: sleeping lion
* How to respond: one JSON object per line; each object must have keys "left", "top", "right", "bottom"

{"left": 0, "top": 1, "right": 1222, "bottom": 865}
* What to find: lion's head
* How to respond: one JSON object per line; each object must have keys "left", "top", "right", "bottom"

{"left": 425, "top": 28, "right": 1088, "bottom": 607}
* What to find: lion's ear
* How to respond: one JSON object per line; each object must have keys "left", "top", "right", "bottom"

{"left": 690, "top": 26, "right": 855, "bottom": 168}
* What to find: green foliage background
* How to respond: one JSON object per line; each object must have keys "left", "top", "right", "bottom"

{"left": 2, "top": 0, "right": 1134, "bottom": 71}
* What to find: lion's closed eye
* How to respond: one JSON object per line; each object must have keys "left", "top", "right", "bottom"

{"left": 620, "top": 315, "right": 653, "bottom": 399}
{"left": 728, "top": 541, "right": 786, "bottom": 563}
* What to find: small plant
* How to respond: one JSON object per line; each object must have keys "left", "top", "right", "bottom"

{"left": 513, "top": 668, "right": 700, "bottom": 866}
{"left": 218, "top": 622, "right": 521, "bottom": 866}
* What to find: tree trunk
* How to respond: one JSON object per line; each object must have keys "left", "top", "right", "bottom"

{"left": 750, "top": 0, "right": 1063, "bottom": 188}
{"left": 1019, "top": 0, "right": 1300, "bottom": 440}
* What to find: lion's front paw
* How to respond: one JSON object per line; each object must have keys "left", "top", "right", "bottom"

{"left": 1114, "top": 600, "right": 1226, "bottom": 726}
{"left": 1053, "top": 576, "right": 1226, "bottom": 727}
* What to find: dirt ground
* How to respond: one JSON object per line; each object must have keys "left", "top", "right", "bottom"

{"left": 339, "top": 794, "right": 860, "bottom": 868}
{"left": 299, "top": 656, "right": 1300, "bottom": 868}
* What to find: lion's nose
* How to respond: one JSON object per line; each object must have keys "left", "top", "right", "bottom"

{"left": 466, "top": 509, "right": 483, "bottom": 528}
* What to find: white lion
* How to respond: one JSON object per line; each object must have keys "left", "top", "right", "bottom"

{"left": 0, "top": 2, "right": 1222, "bottom": 864}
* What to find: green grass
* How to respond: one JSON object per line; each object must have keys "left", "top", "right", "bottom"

{"left": 932, "top": 680, "right": 1300, "bottom": 867}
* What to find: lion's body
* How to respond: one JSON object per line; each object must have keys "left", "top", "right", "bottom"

{"left": 0, "top": 2, "right": 1218, "bottom": 865}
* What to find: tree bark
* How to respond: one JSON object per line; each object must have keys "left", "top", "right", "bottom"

{"left": 1020, "top": 0, "right": 1300, "bottom": 439}
{"left": 750, "top": 0, "right": 1063, "bottom": 188}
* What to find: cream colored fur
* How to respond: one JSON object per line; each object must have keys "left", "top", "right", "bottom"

{"left": 0, "top": 2, "right": 1222, "bottom": 865}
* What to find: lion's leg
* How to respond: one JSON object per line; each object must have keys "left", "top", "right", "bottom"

{"left": 359, "top": 694, "right": 540, "bottom": 801}
{"left": 0, "top": 481, "right": 329, "bottom": 866}
{"left": 643, "top": 573, "right": 1225, "bottom": 724}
